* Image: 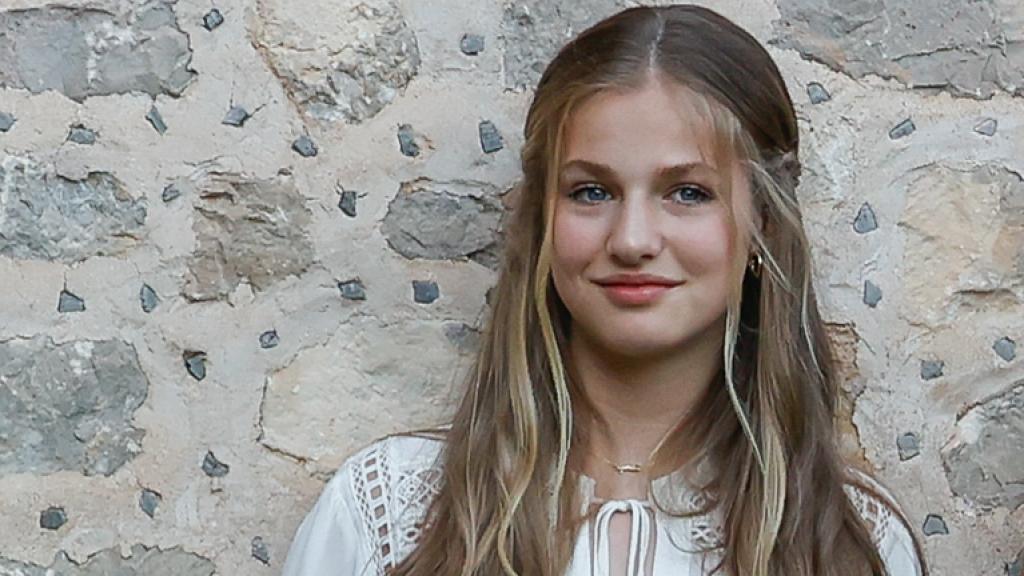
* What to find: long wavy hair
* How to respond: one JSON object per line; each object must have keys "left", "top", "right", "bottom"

{"left": 391, "top": 5, "right": 927, "bottom": 576}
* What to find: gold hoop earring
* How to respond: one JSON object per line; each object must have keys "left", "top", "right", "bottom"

{"left": 747, "top": 252, "right": 763, "bottom": 278}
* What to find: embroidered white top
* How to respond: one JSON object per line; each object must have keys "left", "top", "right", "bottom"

{"left": 282, "top": 434, "right": 922, "bottom": 576}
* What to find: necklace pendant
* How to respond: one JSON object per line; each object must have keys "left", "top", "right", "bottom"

{"left": 613, "top": 463, "right": 643, "bottom": 474}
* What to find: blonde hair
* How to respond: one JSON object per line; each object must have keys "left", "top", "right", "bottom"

{"left": 390, "top": 5, "right": 927, "bottom": 575}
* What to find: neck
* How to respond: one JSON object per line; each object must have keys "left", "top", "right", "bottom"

{"left": 569, "top": 319, "right": 724, "bottom": 498}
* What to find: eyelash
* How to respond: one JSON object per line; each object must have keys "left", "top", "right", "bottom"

{"left": 567, "top": 184, "right": 713, "bottom": 205}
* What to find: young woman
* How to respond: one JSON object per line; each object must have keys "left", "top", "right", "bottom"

{"left": 282, "top": 5, "right": 928, "bottom": 575}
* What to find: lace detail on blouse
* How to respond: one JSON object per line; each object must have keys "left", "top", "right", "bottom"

{"left": 844, "top": 471, "right": 899, "bottom": 548}
{"left": 336, "top": 437, "right": 915, "bottom": 576}
{"left": 349, "top": 437, "right": 444, "bottom": 576}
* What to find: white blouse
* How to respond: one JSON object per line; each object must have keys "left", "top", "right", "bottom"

{"left": 282, "top": 434, "right": 922, "bottom": 576}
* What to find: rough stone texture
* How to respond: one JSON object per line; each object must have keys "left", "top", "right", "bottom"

{"left": 923, "top": 514, "right": 950, "bottom": 536}
{"left": 1, "top": 0, "right": 1021, "bottom": 574}
{"left": 0, "top": 156, "right": 146, "bottom": 263}
{"left": 889, "top": 118, "right": 916, "bottom": 140}
{"left": 397, "top": 123, "right": 421, "bottom": 157}
{"left": 0, "top": 337, "right": 147, "bottom": 476}
{"left": 58, "top": 289, "right": 86, "bottom": 313}
{"left": 201, "top": 450, "right": 229, "bottom": 477}
{"left": 943, "top": 383, "right": 1024, "bottom": 511}
{"left": 139, "top": 489, "right": 161, "bottom": 518}
{"left": 863, "top": 280, "right": 882, "bottom": 308}
{"left": 252, "top": 0, "right": 421, "bottom": 123}
{"left": 898, "top": 164, "right": 1024, "bottom": 328}
{"left": 0, "top": 545, "right": 215, "bottom": 575}
{"left": 382, "top": 178, "right": 506, "bottom": 269}
{"left": 258, "top": 316, "right": 464, "bottom": 470}
{"left": 0, "top": 2, "right": 195, "bottom": 102}
{"left": 183, "top": 172, "right": 315, "bottom": 301}
{"left": 412, "top": 279, "right": 439, "bottom": 304}
{"left": 39, "top": 506, "right": 67, "bottom": 530}
{"left": 806, "top": 82, "right": 830, "bottom": 104}
{"left": 0, "top": 111, "right": 15, "bottom": 131}
{"left": 500, "top": 0, "right": 628, "bottom": 90}
{"left": 773, "top": 0, "right": 1024, "bottom": 99}
{"left": 251, "top": 536, "right": 270, "bottom": 565}
{"left": 853, "top": 202, "right": 877, "bottom": 234}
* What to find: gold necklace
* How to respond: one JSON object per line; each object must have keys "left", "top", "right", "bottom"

{"left": 592, "top": 418, "right": 683, "bottom": 475}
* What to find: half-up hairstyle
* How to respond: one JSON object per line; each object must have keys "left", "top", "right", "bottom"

{"left": 391, "top": 5, "right": 928, "bottom": 576}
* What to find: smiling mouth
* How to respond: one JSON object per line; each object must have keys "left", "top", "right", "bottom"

{"left": 598, "top": 282, "right": 680, "bottom": 305}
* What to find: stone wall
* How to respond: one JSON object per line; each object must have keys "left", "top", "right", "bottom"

{"left": 0, "top": 0, "right": 1021, "bottom": 574}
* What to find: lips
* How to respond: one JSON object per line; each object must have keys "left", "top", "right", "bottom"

{"left": 593, "top": 274, "right": 683, "bottom": 305}
{"left": 592, "top": 273, "right": 683, "bottom": 287}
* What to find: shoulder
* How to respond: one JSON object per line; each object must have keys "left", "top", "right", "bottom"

{"left": 281, "top": 432, "right": 448, "bottom": 576}
{"left": 843, "top": 467, "right": 924, "bottom": 576}
{"left": 337, "top": 432, "right": 448, "bottom": 572}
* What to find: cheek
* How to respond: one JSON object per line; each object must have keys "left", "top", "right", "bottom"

{"left": 669, "top": 218, "right": 736, "bottom": 276}
{"left": 551, "top": 211, "right": 602, "bottom": 275}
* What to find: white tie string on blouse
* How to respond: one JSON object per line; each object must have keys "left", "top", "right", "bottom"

{"left": 590, "top": 499, "right": 655, "bottom": 576}
{"left": 281, "top": 434, "right": 923, "bottom": 576}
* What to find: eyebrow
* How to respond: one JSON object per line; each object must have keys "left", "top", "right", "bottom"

{"left": 558, "top": 159, "right": 717, "bottom": 180}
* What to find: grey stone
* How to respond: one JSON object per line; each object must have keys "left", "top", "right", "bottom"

{"left": 397, "top": 123, "right": 420, "bottom": 157}
{"left": 0, "top": 336, "right": 148, "bottom": 476}
{"left": 942, "top": 382, "right": 1024, "bottom": 511}
{"left": 184, "top": 351, "right": 206, "bottom": 381}
{"left": 381, "top": 178, "right": 506, "bottom": 269}
{"left": 253, "top": 0, "right": 419, "bottom": 123}
{"left": 39, "top": 506, "right": 67, "bottom": 530}
{"left": 412, "top": 280, "right": 439, "bottom": 304}
{"left": 1009, "top": 548, "right": 1024, "bottom": 576}
{"left": 147, "top": 106, "right": 167, "bottom": 134}
{"left": 0, "top": 155, "right": 147, "bottom": 262}
{"left": 67, "top": 124, "right": 96, "bottom": 145}
{"left": 338, "top": 279, "right": 367, "bottom": 301}
{"left": 773, "top": 0, "right": 1024, "bottom": 99}
{"left": 863, "top": 280, "right": 882, "bottom": 308}
{"left": 897, "top": 432, "right": 920, "bottom": 461}
{"left": 889, "top": 118, "right": 916, "bottom": 140}
{"left": 183, "top": 172, "right": 315, "bottom": 301}
{"left": 162, "top": 183, "right": 181, "bottom": 202}
{"left": 500, "top": 0, "right": 626, "bottom": 90}
{"left": 922, "top": 514, "right": 948, "bottom": 535}
{"left": 337, "top": 187, "right": 358, "bottom": 217}
{"left": 140, "top": 284, "right": 159, "bottom": 313}
{"left": 139, "top": 488, "right": 161, "bottom": 518}
{"left": 994, "top": 337, "right": 1016, "bottom": 362}
{"left": 222, "top": 105, "right": 250, "bottom": 127}
{"left": 0, "top": 545, "right": 216, "bottom": 575}
{"left": 443, "top": 322, "right": 480, "bottom": 353}
{"left": 0, "top": 111, "right": 15, "bottom": 132}
{"left": 201, "top": 450, "right": 229, "bottom": 477}
{"left": 58, "top": 289, "right": 86, "bottom": 312}
{"left": 0, "top": 4, "right": 196, "bottom": 102}
{"left": 853, "top": 202, "right": 878, "bottom": 233}
{"left": 974, "top": 117, "right": 999, "bottom": 137}
{"left": 478, "top": 120, "right": 504, "bottom": 153}
{"left": 806, "top": 82, "right": 831, "bottom": 104}
{"left": 202, "top": 8, "right": 224, "bottom": 31}
{"left": 460, "top": 33, "right": 485, "bottom": 55}
{"left": 920, "top": 359, "right": 944, "bottom": 380}
{"left": 251, "top": 536, "right": 270, "bottom": 565}
{"left": 292, "top": 135, "right": 318, "bottom": 157}
{"left": 259, "top": 330, "right": 280, "bottom": 349}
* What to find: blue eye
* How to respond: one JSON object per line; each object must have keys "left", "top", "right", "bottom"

{"left": 567, "top": 184, "right": 713, "bottom": 205}
{"left": 569, "top": 185, "right": 611, "bottom": 204}
{"left": 671, "top": 185, "right": 712, "bottom": 204}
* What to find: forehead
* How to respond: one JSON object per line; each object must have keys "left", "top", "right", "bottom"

{"left": 560, "top": 78, "right": 722, "bottom": 174}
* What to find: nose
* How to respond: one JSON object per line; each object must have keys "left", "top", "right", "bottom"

{"left": 606, "top": 192, "right": 662, "bottom": 265}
